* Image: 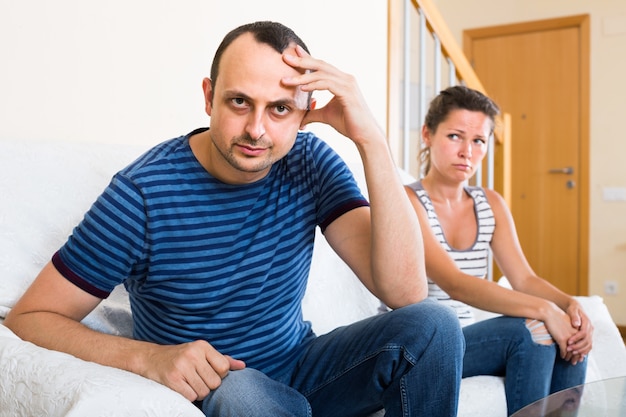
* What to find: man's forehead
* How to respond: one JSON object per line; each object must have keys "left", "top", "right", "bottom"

{"left": 221, "top": 34, "right": 302, "bottom": 73}
{"left": 216, "top": 35, "right": 309, "bottom": 110}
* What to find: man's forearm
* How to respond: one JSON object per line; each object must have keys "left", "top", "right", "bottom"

{"left": 356, "top": 136, "right": 427, "bottom": 307}
{"left": 6, "top": 311, "right": 150, "bottom": 375}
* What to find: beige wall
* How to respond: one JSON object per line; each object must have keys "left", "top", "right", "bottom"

{"left": 0, "top": 0, "right": 388, "bottom": 163}
{"left": 433, "top": 0, "right": 626, "bottom": 324}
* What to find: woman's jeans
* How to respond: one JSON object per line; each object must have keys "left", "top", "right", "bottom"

{"left": 197, "top": 300, "right": 464, "bottom": 417}
{"left": 462, "top": 316, "right": 588, "bottom": 416}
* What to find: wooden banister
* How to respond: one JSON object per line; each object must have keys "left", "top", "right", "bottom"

{"left": 387, "top": 0, "right": 511, "bottom": 208}
{"left": 411, "top": 0, "right": 486, "bottom": 93}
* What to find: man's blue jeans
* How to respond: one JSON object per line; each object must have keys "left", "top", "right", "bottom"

{"left": 462, "top": 316, "right": 588, "bottom": 415}
{"left": 198, "top": 300, "right": 464, "bottom": 416}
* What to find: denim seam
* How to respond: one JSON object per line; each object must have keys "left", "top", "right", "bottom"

{"left": 300, "top": 344, "right": 412, "bottom": 398}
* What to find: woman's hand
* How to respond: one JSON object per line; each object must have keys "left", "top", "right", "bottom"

{"left": 564, "top": 301, "right": 594, "bottom": 364}
{"left": 542, "top": 301, "right": 593, "bottom": 365}
{"left": 542, "top": 303, "right": 580, "bottom": 359}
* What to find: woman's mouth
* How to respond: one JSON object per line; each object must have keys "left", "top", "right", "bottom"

{"left": 453, "top": 163, "right": 471, "bottom": 171}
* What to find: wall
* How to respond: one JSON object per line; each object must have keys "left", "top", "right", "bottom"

{"left": 0, "top": 0, "right": 388, "bottom": 163}
{"left": 433, "top": 0, "right": 626, "bottom": 325}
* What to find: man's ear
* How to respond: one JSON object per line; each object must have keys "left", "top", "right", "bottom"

{"left": 202, "top": 78, "right": 214, "bottom": 116}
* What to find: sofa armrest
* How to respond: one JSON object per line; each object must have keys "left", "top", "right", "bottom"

{"left": 575, "top": 295, "right": 626, "bottom": 382}
{"left": 0, "top": 324, "right": 203, "bottom": 417}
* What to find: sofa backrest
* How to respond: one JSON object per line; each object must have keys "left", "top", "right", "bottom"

{"left": 0, "top": 139, "right": 390, "bottom": 336}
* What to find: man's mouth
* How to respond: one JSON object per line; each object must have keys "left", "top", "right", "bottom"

{"left": 237, "top": 143, "right": 268, "bottom": 157}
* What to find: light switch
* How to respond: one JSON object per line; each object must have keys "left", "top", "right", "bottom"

{"left": 602, "top": 187, "right": 626, "bottom": 201}
{"left": 603, "top": 15, "right": 626, "bottom": 36}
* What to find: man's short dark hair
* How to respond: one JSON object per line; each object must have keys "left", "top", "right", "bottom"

{"left": 210, "top": 21, "right": 310, "bottom": 91}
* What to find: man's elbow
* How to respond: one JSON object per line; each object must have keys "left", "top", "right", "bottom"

{"left": 3, "top": 311, "right": 28, "bottom": 339}
{"left": 384, "top": 285, "right": 427, "bottom": 309}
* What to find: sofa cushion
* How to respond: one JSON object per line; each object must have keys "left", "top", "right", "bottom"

{"left": 0, "top": 139, "right": 143, "bottom": 331}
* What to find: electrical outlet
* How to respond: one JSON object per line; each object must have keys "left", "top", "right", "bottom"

{"left": 604, "top": 281, "right": 619, "bottom": 295}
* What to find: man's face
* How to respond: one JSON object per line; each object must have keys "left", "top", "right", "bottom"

{"left": 203, "top": 33, "right": 309, "bottom": 184}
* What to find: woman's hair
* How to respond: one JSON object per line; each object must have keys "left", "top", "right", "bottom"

{"left": 420, "top": 85, "right": 500, "bottom": 176}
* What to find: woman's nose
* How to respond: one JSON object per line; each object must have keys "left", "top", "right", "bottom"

{"left": 459, "top": 140, "right": 472, "bottom": 158}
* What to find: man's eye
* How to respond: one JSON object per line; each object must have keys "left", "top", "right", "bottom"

{"left": 274, "top": 105, "right": 289, "bottom": 115}
{"left": 231, "top": 98, "right": 247, "bottom": 107}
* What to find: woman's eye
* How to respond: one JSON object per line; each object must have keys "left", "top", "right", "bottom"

{"left": 448, "top": 134, "right": 459, "bottom": 140}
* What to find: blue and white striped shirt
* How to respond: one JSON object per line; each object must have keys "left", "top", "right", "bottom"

{"left": 53, "top": 128, "right": 369, "bottom": 377}
{"left": 408, "top": 181, "right": 495, "bottom": 326}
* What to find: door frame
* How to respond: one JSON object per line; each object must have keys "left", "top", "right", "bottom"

{"left": 463, "top": 15, "right": 590, "bottom": 295}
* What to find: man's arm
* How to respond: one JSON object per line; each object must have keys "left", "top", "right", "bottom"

{"left": 283, "top": 46, "right": 427, "bottom": 308}
{"left": 4, "top": 261, "right": 244, "bottom": 401}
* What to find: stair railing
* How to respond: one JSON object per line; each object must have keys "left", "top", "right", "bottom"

{"left": 387, "top": 0, "right": 512, "bottom": 280}
{"left": 388, "top": 0, "right": 510, "bottom": 191}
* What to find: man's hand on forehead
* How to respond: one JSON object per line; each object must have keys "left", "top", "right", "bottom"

{"left": 280, "top": 44, "right": 382, "bottom": 143}
{"left": 282, "top": 46, "right": 316, "bottom": 111}
{"left": 283, "top": 45, "right": 312, "bottom": 110}
{"left": 293, "top": 70, "right": 312, "bottom": 111}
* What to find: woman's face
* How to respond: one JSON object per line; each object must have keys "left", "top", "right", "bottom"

{"left": 423, "top": 109, "right": 492, "bottom": 182}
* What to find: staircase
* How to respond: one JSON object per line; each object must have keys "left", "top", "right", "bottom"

{"left": 387, "top": 0, "right": 511, "bottom": 205}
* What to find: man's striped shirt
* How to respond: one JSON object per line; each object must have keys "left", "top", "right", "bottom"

{"left": 53, "top": 128, "right": 369, "bottom": 377}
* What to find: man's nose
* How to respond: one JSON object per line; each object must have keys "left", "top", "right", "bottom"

{"left": 246, "top": 111, "right": 266, "bottom": 140}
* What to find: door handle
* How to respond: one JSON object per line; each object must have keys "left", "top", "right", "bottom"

{"left": 548, "top": 166, "right": 574, "bottom": 175}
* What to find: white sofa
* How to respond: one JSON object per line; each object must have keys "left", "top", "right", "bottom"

{"left": 1, "top": 138, "right": 625, "bottom": 417}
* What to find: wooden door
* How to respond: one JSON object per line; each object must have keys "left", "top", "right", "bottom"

{"left": 464, "top": 15, "right": 590, "bottom": 295}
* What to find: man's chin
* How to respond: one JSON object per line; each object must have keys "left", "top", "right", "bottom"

{"left": 233, "top": 157, "right": 273, "bottom": 173}
{"left": 224, "top": 159, "right": 274, "bottom": 182}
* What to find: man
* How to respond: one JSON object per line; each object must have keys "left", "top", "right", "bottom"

{"left": 5, "top": 21, "right": 463, "bottom": 416}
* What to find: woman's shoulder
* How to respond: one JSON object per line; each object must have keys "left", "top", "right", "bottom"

{"left": 464, "top": 185, "right": 504, "bottom": 202}
{"left": 482, "top": 187, "right": 506, "bottom": 205}
{"left": 474, "top": 187, "right": 513, "bottom": 222}
{"left": 463, "top": 186, "right": 511, "bottom": 218}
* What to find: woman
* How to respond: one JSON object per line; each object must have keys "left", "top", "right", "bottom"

{"left": 406, "top": 85, "right": 593, "bottom": 415}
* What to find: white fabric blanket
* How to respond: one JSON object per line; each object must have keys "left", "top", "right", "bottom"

{"left": 0, "top": 324, "right": 203, "bottom": 417}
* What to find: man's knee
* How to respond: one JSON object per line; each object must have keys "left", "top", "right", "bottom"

{"left": 397, "top": 300, "right": 462, "bottom": 332}
{"left": 199, "top": 368, "right": 311, "bottom": 417}
{"left": 388, "top": 300, "right": 464, "bottom": 351}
